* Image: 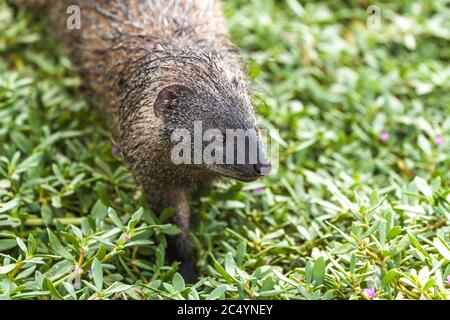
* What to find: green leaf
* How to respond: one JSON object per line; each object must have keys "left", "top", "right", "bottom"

{"left": 172, "top": 273, "right": 185, "bottom": 292}
{"left": 41, "top": 204, "right": 53, "bottom": 225}
{"left": 305, "top": 261, "right": 313, "bottom": 285}
{"left": 235, "top": 242, "right": 246, "bottom": 266}
{"left": 407, "top": 233, "right": 430, "bottom": 259}
{"left": 381, "top": 269, "right": 399, "bottom": 287}
{"left": 91, "top": 200, "right": 108, "bottom": 220}
{"left": 45, "top": 260, "right": 74, "bottom": 281}
{"left": 16, "top": 265, "right": 37, "bottom": 280}
{"left": 349, "top": 253, "right": 356, "bottom": 274}
{"left": 107, "top": 207, "right": 124, "bottom": 230}
{"left": 209, "top": 254, "right": 234, "bottom": 284}
{"left": 414, "top": 176, "right": 433, "bottom": 199}
{"left": 0, "top": 239, "right": 18, "bottom": 252}
{"left": 433, "top": 237, "right": 450, "bottom": 261}
{"left": 159, "top": 207, "right": 174, "bottom": 223}
{"left": 312, "top": 256, "right": 326, "bottom": 285}
{"left": 0, "top": 198, "right": 20, "bottom": 214}
{"left": 16, "top": 152, "right": 43, "bottom": 173}
{"left": 161, "top": 224, "right": 180, "bottom": 236}
{"left": 27, "top": 234, "right": 36, "bottom": 255}
{"left": 62, "top": 282, "right": 77, "bottom": 300}
{"left": 387, "top": 226, "right": 403, "bottom": 240}
{"left": 423, "top": 279, "right": 435, "bottom": 291}
{"left": 124, "top": 240, "right": 154, "bottom": 248}
{"left": 272, "top": 269, "right": 298, "bottom": 286}
{"left": 92, "top": 258, "right": 103, "bottom": 291}
{"left": 104, "top": 282, "right": 133, "bottom": 295}
{"left": 16, "top": 237, "right": 28, "bottom": 254}
{"left": 0, "top": 264, "right": 16, "bottom": 275}
{"left": 44, "top": 278, "right": 64, "bottom": 300}
{"left": 205, "top": 285, "right": 226, "bottom": 300}
{"left": 224, "top": 253, "right": 236, "bottom": 278}
{"left": 47, "top": 229, "right": 74, "bottom": 261}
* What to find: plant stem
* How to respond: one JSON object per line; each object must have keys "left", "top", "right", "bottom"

{"left": 25, "top": 217, "right": 83, "bottom": 227}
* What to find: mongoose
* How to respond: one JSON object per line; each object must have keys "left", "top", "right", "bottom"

{"left": 18, "top": 0, "right": 271, "bottom": 282}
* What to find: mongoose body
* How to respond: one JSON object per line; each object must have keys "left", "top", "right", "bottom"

{"left": 20, "top": 0, "right": 271, "bottom": 281}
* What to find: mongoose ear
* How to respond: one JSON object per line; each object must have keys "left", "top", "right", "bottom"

{"left": 154, "top": 84, "right": 193, "bottom": 118}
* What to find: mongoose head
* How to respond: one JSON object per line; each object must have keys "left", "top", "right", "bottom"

{"left": 152, "top": 56, "right": 272, "bottom": 183}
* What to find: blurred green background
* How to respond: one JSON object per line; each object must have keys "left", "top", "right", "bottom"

{"left": 0, "top": 0, "right": 449, "bottom": 300}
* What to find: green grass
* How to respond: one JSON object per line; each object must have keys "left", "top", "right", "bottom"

{"left": 1, "top": 0, "right": 450, "bottom": 300}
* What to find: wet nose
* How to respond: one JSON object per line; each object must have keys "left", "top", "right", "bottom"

{"left": 252, "top": 162, "right": 272, "bottom": 176}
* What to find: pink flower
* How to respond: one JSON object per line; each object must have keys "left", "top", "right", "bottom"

{"left": 363, "top": 288, "right": 377, "bottom": 299}
{"left": 446, "top": 275, "right": 450, "bottom": 285}
{"left": 434, "top": 135, "right": 444, "bottom": 146}
{"left": 379, "top": 132, "right": 389, "bottom": 142}
{"left": 253, "top": 188, "right": 263, "bottom": 193}
{"left": 112, "top": 146, "right": 121, "bottom": 154}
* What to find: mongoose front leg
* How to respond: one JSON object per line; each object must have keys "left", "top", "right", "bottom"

{"left": 145, "top": 185, "right": 197, "bottom": 283}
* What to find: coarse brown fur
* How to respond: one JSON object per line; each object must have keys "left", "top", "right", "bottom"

{"left": 17, "top": 0, "right": 270, "bottom": 282}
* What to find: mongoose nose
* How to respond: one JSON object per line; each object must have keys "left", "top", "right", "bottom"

{"left": 252, "top": 163, "right": 272, "bottom": 176}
